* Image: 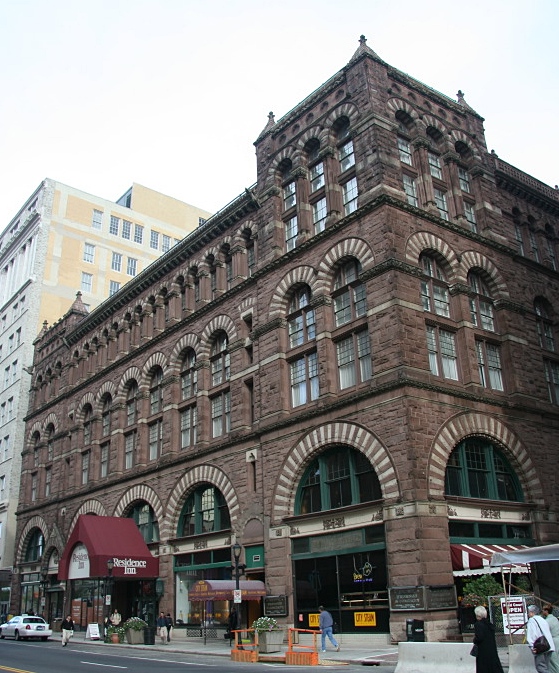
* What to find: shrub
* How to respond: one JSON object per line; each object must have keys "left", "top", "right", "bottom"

{"left": 123, "top": 616, "right": 148, "bottom": 631}
{"left": 252, "top": 616, "right": 279, "bottom": 633}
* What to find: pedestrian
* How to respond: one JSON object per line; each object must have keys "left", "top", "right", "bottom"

{"left": 472, "top": 605, "right": 504, "bottom": 673}
{"left": 542, "top": 604, "right": 559, "bottom": 673}
{"left": 156, "top": 611, "right": 168, "bottom": 644}
{"left": 110, "top": 608, "right": 121, "bottom": 627}
{"left": 318, "top": 605, "right": 340, "bottom": 653}
{"left": 61, "top": 614, "right": 74, "bottom": 647}
{"left": 527, "top": 604, "right": 555, "bottom": 673}
{"left": 166, "top": 613, "right": 173, "bottom": 642}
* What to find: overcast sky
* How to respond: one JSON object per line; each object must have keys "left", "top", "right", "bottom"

{"left": 0, "top": 0, "right": 557, "bottom": 227}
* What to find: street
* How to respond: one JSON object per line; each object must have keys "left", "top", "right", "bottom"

{"left": 0, "top": 638, "right": 393, "bottom": 673}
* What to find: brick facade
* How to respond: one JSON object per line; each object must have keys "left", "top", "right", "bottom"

{"left": 11, "top": 37, "right": 559, "bottom": 641}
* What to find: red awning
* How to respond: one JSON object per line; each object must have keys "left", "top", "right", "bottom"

{"left": 58, "top": 515, "right": 159, "bottom": 580}
{"left": 188, "top": 579, "right": 266, "bottom": 601}
{"left": 451, "top": 544, "right": 530, "bottom": 577}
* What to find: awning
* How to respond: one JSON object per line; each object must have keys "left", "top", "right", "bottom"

{"left": 490, "top": 542, "right": 559, "bottom": 567}
{"left": 188, "top": 579, "right": 266, "bottom": 601}
{"left": 451, "top": 544, "right": 530, "bottom": 576}
{"left": 58, "top": 515, "right": 159, "bottom": 580}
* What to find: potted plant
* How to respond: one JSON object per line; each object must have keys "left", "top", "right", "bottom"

{"left": 106, "top": 624, "right": 126, "bottom": 643}
{"left": 252, "top": 616, "right": 284, "bottom": 653}
{"left": 123, "top": 616, "right": 148, "bottom": 644}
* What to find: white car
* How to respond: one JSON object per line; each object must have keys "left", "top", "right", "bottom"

{"left": 0, "top": 615, "right": 52, "bottom": 641}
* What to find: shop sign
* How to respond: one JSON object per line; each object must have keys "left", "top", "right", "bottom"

{"left": 308, "top": 613, "right": 320, "bottom": 628}
{"left": 68, "top": 544, "right": 90, "bottom": 579}
{"left": 111, "top": 557, "right": 148, "bottom": 575}
{"left": 264, "top": 595, "right": 288, "bottom": 617}
{"left": 354, "top": 611, "right": 376, "bottom": 626}
{"left": 500, "top": 597, "right": 526, "bottom": 635}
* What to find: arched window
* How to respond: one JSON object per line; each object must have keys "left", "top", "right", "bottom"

{"left": 83, "top": 404, "right": 93, "bottom": 445}
{"left": 181, "top": 349, "right": 197, "bottom": 400}
{"left": 445, "top": 438, "right": 523, "bottom": 502}
{"left": 534, "top": 299, "right": 555, "bottom": 351}
{"left": 468, "top": 271, "right": 495, "bottom": 331}
{"left": 333, "top": 259, "right": 366, "bottom": 327}
{"left": 46, "top": 423, "right": 54, "bottom": 461}
{"left": 126, "top": 381, "right": 138, "bottom": 426}
{"left": 150, "top": 366, "right": 163, "bottom": 414}
{"left": 25, "top": 528, "right": 45, "bottom": 562}
{"left": 101, "top": 394, "right": 112, "bottom": 437}
{"left": 296, "top": 447, "right": 382, "bottom": 515}
{"left": 287, "top": 286, "right": 316, "bottom": 348}
{"left": 242, "top": 229, "right": 256, "bottom": 277}
{"left": 178, "top": 485, "right": 231, "bottom": 537}
{"left": 210, "top": 332, "right": 230, "bottom": 386}
{"left": 420, "top": 254, "right": 450, "bottom": 317}
{"left": 129, "top": 502, "right": 159, "bottom": 543}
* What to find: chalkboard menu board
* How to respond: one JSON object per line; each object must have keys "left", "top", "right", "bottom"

{"left": 389, "top": 586, "right": 425, "bottom": 611}
{"left": 425, "top": 585, "right": 457, "bottom": 611}
{"left": 264, "top": 595, "right": 288, "bottom": 617}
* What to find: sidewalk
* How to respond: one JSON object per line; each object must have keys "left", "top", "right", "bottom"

{"left": 66, "top": 629, "right": 400, "bottom": 667}
{"left": 66, "top": 630, "right": 512, "bottom": 669}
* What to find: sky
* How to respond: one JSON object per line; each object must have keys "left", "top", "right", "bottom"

{"left": 0, "top": 0, "right": 557, "bottom": 227}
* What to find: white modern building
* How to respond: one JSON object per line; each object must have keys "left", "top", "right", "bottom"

{"left": 0, "top": 179, "right": 211, "bottom": 614}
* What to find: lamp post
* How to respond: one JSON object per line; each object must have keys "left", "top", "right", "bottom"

{"left": 105, "top": 559, "right": 114, "bottom": 627}
{"left": 231, "top": 542, "right": 246, "bottom": 645}
{"left": 40, "top": 565, "right": 49, "bottom": 621}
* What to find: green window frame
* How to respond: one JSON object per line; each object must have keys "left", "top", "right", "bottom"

{"left": 129, "top": 502, "right": 160, "bottom": 543}
{"left": 178, "top": 485, "right": 231, "bottom": 537}
{"left": 445, "top": 438, "right": 523, "bottom": 502}
{"left": 296, "top": 447, "right": 382, "bottom": 515}
{"left": 25, "top": 529, "right": 45, "bottom": 562}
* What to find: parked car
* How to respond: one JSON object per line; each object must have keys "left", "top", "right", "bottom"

{"left": 0, "top": 615, "right": 52, "bottom": 641}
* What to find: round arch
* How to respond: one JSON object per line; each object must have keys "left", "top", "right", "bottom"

{"left": 272, "top": 421, "right": 400, "bottom": 521}
{"left": 114, "top": 484, "right": 164, "bottom": 526}
{"left": 164, "top": 465, "right": 240, "bottom": 541}
{"left": 427, "top": 412, "right": 545, "bottom": 504}
{"left": 268, "top": 265, "right": 319, "bottom": 320}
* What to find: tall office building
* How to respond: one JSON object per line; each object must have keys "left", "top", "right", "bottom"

{"left": 0, "top": 180, "right": 211, "bottom": 614}
{"left": 10, "top": 39, "right": 559, "bottom": 640}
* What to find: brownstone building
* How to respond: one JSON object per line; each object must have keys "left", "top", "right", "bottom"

{"left": 11, "top": 37, "right": 559, "bottom": 641}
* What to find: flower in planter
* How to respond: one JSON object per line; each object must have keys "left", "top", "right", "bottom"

{"left": 123, "top": 617, "right": 148, "bottom": 631}
{"left": 252, "top": 616, "right": 279, "bottom": 633}
{"left": 106, "top": 625, "right": 126, "bottom": 642}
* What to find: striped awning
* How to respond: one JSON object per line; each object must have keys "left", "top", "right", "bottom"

{"left": 451, "top": 544, "right": 530, "bottom": 576}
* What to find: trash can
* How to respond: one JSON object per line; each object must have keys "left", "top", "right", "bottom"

{"left": 143, "top": 626, "right": 156, "bottom": 645}
{"left": 406, "top": 619, "right": 425, "bottom": 642}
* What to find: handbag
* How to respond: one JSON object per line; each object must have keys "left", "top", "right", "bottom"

{"left": 533, "top": 618, "right": 550, "bottom": 654}
{"left": 470, "top": 644, "right": 478, "bottom": 657}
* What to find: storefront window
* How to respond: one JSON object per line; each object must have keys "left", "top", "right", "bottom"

{"left": 293, "top": 539, "right": 388, "bottom": 633}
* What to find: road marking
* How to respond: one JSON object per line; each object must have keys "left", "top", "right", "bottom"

{"left": 80, "top": 664, "right": 127, "bottom": 669}
{"left": 0, "top": 667, "right": 36, "bottom": 673}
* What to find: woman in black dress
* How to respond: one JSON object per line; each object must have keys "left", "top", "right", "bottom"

{"left": 473, "top": 605, "right": 504, "bottom": 673}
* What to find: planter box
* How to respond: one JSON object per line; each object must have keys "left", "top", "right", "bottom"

{"left": 258, "top": 630, "right": 284, "bottom": 653}
{"left": 126, "top": 629, "right": 144, "bottom": 644}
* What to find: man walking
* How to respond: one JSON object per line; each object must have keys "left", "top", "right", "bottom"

{"left": 527, "top": 604, "right": 555, "bottom": 673}
{"left": 156, "top": 611, "right": 168, "bottom": 644}
{"left": 61, "top": 614, "right": 74, "bottom": 647}
{"left": 318, "top": 606, "right": 340, "bottom": 653}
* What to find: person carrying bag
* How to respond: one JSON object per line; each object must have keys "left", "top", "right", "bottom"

{"left": 527, "top": 605, "right": 555, "bottom": 673}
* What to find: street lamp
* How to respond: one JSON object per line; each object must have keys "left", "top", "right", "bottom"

{"left": 231, "top": 543, "right": 246, "bottom": 645}
{"left": 105, "top": 559, "right": 114, "bottom": 626}
{"left": 40, "top": 564, "right": 49, "bottom": 620}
